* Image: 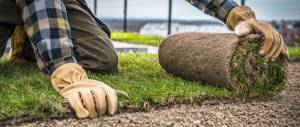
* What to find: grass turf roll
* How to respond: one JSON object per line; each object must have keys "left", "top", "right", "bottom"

{"left": 159, "top": 32, "right": 287, "bottom": 94}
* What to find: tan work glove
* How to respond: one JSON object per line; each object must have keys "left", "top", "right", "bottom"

{"left": 226, "top": 6, "right": 289, "bottom": 61}
{"left": 11, "top": 26, "right": 28, "bottom": 64}
{"left": 51, "top": 63, "right": 127, "bottom": 119}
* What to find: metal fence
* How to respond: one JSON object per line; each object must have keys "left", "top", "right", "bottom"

{"left": 92, "top": 0, "right": 246, "bottom": 35}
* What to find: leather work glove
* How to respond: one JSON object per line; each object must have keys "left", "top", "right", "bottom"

{"left": 226, "top": 6, "right": 289, "bottom": 61}
{"left": 51, "top": 63, "right": 128, "bottom": 119}
{"left": 11, "top": 26, "right": 28, "bottom": 64}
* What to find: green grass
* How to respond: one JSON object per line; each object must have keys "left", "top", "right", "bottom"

{"left": 111, "top": 32, "right": 300, "bottom": 60}
{"left": 289, "top": 47, "right": 300, "bottom": 60}
{"left": 111, "top": 32, "right": 164, "bottom": 47}
{"left": 0, "top": 54, "right": 232, "bottom": 120}
{"left": 232, "top": 42, "right": 287, "bottom": 97}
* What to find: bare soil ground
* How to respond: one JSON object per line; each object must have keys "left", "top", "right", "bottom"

{"left": 9, "top": 63, "right": 300, "bottom": 127}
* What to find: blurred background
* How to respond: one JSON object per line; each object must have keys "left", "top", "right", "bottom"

{"left": 3, "top": 0, "right": 300, "bottom": 54}
{"left": 85, "top": 0, "right": 300, "bottom": 46}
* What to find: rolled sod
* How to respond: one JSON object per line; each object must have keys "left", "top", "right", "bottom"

{"left": 159, "top": 32, "right": 287, "bottom": 92}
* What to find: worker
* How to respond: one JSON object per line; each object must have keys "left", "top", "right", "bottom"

{"left": 0, "top": 0, "right": 288, "bottom": 119}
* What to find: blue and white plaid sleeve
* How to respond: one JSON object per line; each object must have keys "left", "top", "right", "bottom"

{"left": 185, "top": 0, "right": 238, "bottom": 22}
{"left": 17, "top": 0, "right": 76, "bottom": 74}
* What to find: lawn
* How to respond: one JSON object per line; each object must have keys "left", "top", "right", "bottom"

{"left": 111, "top": 32, "right": 300, "bottom": 60}
{"left": 289, "top": 47, "right": 300, "bottom": 61}
{"left": 0, "top": 54, "right": 232, "bottom": 120}
{"left": 0, "top": 32, "right": 297, "bottom": 120}
{"left": 111, "top": 32, "right": 163, "bottom": 47}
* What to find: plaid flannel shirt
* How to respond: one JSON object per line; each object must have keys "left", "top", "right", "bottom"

{"left": 20, "top": 0, "right": 76, "bottom": 74}
{"left": 185, "top": 0, "right": 238, "bottom": 22}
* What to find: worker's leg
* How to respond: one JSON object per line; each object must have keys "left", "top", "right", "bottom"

{"left": 0, "top": 0, "right": 37, "bottom": 63}
{"left": 0, "top": 0, "right": 23, "bottom": 25}
{"left": 0, "top": 0, "right": 21, "bottom": 58}
{"left": 0, "top": 25, "right": 15, "bottom": 58}
{"left": 64, "top": 0, "right": 118, "bottom": 74}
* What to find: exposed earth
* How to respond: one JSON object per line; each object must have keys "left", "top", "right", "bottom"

{"left": 4, "top": 62, "right": 300, "bottom": 127}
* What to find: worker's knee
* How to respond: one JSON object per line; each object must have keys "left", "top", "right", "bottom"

{"left": 75, "top": 42, "right": 119, "bottom": 74}
{"left": 104, "top": 53, "right": 119, "bottom": 74}
{"left": 91, "top": 51, "right": 119, "bottom": 74}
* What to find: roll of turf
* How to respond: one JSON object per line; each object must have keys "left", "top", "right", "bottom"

{"left": 159, "top": 32, "right": 287, "bottom": 92}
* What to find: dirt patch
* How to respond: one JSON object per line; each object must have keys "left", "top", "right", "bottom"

{"left": 5, "top": 62, "right": 299, "bottom": 127}
{"left": 158, "top": 32, "right": 287, "bottom": 93}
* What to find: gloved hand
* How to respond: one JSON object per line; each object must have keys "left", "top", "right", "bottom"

{"left": 51, "top": 63, "right": 128, "bottom": 119}
{"left": 226, "top": 6, "right": 289, "bottom": 61}
{"left": 11, "top": 26, "right": 28, "bottom": 64}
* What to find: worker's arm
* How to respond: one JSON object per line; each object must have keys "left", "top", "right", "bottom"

{"left": 16, "top": 0, "right": 76, "bottom": 73}
{"left": 185, "top": 0, "right": 288, "bottom": 60}
{"left": 15, "top": 0, "right": 126, "bottom": 119}
{"left": 185, "top": 0, "right": 238, "bottom": 23}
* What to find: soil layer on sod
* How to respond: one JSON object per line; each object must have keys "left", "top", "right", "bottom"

{"left": 159, "top": 32, "right": 287, "bottom": 96}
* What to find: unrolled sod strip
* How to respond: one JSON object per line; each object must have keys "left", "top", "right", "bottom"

{"left": 159, "top": 32, "right": 287, "bottom": 92}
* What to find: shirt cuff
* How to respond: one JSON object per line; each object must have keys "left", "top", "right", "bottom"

{"left": 43, "top": 56, "right": 77, "bottom": 74}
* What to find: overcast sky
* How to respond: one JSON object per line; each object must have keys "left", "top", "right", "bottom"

{"left": 85, "top": 0, "right": 300, "bottom": 21}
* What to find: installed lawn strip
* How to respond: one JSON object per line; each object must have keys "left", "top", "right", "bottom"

{"left": 0, "top": 53, "right": 230, "bottom": 120}
{"left": 2, "top": 32, "right": 296, "bottom": 121}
